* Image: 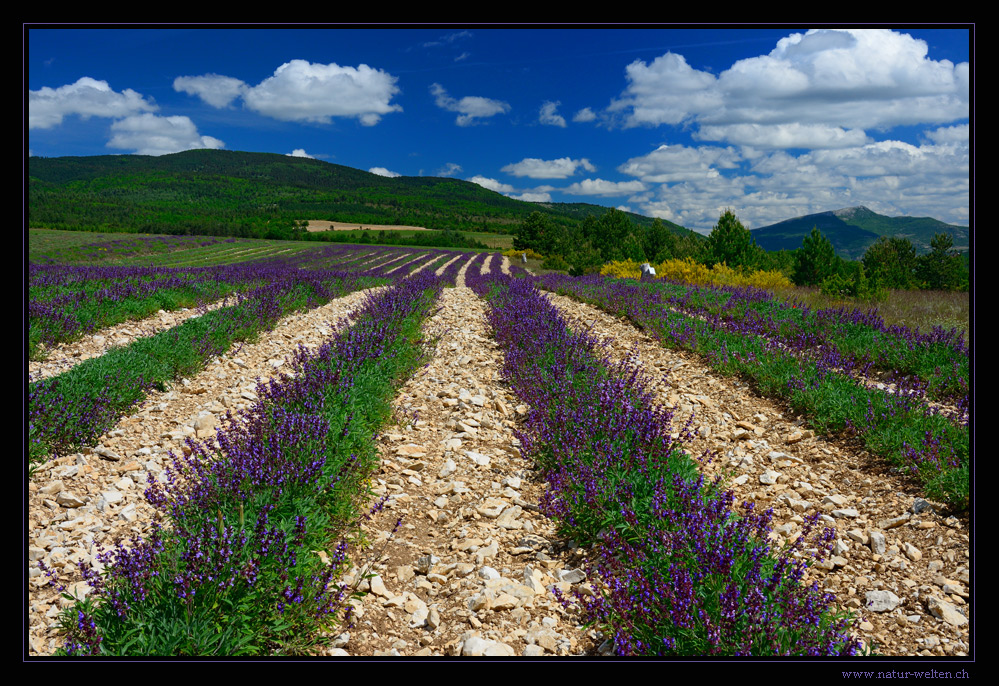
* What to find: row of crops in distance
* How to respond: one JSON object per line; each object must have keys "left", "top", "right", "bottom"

{"left": 28, "top": 246, "right": 467, "bottom": 466}
{"left": 531, "top": 272, "right": 970, "bottom": 510}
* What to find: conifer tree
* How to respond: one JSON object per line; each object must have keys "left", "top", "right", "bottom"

{"left": 862, "top": 236, "right": 918, "bottom": 290}
{"left": 706, "top": 210, "right": 756, "bottom": 269}
{"left": 917, "top": 233, "right": 965, "bottom": 291}
{"left": 513, "top": 211, "right": 549, "bottom": 253}
{"left": 793, "top": 227, "right": 838, "bottom": 286}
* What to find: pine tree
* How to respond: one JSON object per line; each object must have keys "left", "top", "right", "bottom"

{"left": 592, "top": 209, "right": 633, "bottom": 261}
{"left": 793, "top": 227, "right": 838, "bottom": 286}
{"left": 917, "top": 233, "right": 964, "bottom": 291}
{"left": 513, "top": 211, "right": 549, "bottom": 253}
{"left": 642, "top": 218, "right": 672, "bottom": 262}
{"left": 706, "top": 210, "right": 756, "bottom": 269}
{"left": 862, "top": 236, "right": 918, "bottom": 290}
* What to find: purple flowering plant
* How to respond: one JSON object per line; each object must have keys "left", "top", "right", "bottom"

{"left": 47, "top": 271, "right": 444, "bottom": 655}
{"left": 467, "top": 272, "right": 861, "bottom": 656}
{"left": 533, "top": 273, "right": 968, "bottom": 509}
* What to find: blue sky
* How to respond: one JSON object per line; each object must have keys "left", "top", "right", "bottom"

{"left": 27, "top": 26, "right": 971, "bottom": 233}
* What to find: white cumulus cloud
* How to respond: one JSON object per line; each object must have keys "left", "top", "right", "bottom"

{"left": 538, "top": 101, "right": 566, "bottom": 127}
{"left": 573, "top": 107, "right": 597, "bottom": 123}
{"left": 369, "top": 166, "right": 401, "bottom": 177}
{"left": 563, "top": 178, "right": 647, "bottom": 196}
{"left": 629, "top": 136, "right": 970, "bottom": 231}
{"left": 236, "top": 60, "right": 402, "bottom": 125}
{"left": 501, "top": 157, "right": 596, "bottom": 179}
{"left": 511, "top": 191, "right": 552, "bottom": 202}
{"left": 926, "top": 123, "right": 969, "bottom": 145}
{"left": 467, "top": 176, "right": 515, "bottom": 193}
{"left": 608, "top": 51, "right": 722, "bottom": 127}
{"left": 437, "top": 162, "right": 463, "bottom": 177}
{"left": 694, "top": 123, "right": 871, "bottom": 150}
{"left": 607, "top": 29, "right": 969, "bottom": 148}
{"left": 430, "top": 83, "right": 510, "bottom": 126}
{"left": 173, "top": 74, "right": 247, "bottom": 108}
{"left": 619, "top": 144, "right": 742, "bottom": 184}
{"left": 29, "top": 77, "right": 157, "bottom": 129}
{"left": 106, "top": 113, "right": 224, "bottom": 156}
{"left": 287, "top": 149, "right": 315, "bottom": 158}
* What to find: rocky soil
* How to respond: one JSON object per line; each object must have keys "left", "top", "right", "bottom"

{"left": 29, "top": 299, "right": 231, "bottom": 383}
{"left": 26, "top": 258, "right": 970, "bottom": 658}
{"left": 322, "top": 259, "right": 597, "bottom": 657}
{"left": 544, "top": 292, "right": 970, "bottom": 657}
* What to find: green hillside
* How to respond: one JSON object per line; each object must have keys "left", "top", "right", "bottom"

{"left": 27, "top": 149, "right": 699, "bottom": 242}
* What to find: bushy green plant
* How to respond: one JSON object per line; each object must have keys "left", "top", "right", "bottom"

{"left": 541, "top": 254, "right": 570, "bottom": 271}
{"left": 917, "top": 233, "right": 966, "bottom": 291}
{"left": 862, "top": 236, "right": 918, "bottom": 290}
{"left": 820, "top": 264, "right": 885, "bottom": 301}
{"left": 513, "top": 211, "right": 550, "bottom": 253}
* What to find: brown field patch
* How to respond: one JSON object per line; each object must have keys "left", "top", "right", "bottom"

{"left": 306, "top": 220, "right": 430, "bottom": 232}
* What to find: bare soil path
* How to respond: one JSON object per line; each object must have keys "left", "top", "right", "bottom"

{"left": 327, "top": 285, "right": 598, "bottom": 657}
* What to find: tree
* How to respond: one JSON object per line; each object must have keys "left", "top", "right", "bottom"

{"left": 862, "top": 236, "right": 918, "bottom": 290}
{"left": 592, "top": 209, "right": 633, "bottom": 261}
{"left": 756, "top": 248, "right": 796, "bottom": 277}
{"left": 792, "top": 227, "right": 838, "bottom": 286}
{"left": 706, "top": 210, "right": 756, "bottom": 269}
{"left": 621, "top": 232, "right": 647, "bottom": 262}
{"left": 541, "top": 221, "right": 571, "bottom": 258}
{"left": 642, "top": 218, "right": 671, "bottom": 263}
{"left": 917, "top": 233, "right": 965, "bottom": 291}
{"left": 513, "top": 211, "right": 550, "bottom": 253}
{"left": 567, "top": 241, "right": 604, "bottom": 276}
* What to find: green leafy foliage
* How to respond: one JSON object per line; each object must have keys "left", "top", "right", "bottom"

{"left": 819, "top": 263, "right": 884, "bottom": 300}
{"left": 591, "top": 209, "right": 634, "bottom": 262}
{"left": 916, "top": 233, "right": 967, "bottom": 291}
{"left": 513, "top": 211, "right": 551, "bottom": 252}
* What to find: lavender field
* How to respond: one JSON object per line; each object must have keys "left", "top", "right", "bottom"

{"left": 27, "top": 240, "right": 970, "bottom": 658}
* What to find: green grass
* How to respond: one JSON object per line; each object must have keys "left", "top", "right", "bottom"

{"left": 774, "top": 284, "right": 970, "bottom": 338}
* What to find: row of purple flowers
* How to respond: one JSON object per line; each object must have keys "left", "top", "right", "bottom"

{"left": 466, "top": 270, "right": 860, "bottom": 656}
{"left": 43, "top": 270, "right": 447, "bottom": 655}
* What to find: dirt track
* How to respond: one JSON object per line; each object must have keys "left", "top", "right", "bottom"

{"left": 306, "top": 220, "right": 430, "bottom": 232}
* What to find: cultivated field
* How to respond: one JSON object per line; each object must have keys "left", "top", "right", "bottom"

{"left": 26, "top": 235, "right": 971, "bottom": 659}
{"left": 306, "top": 220, "right": 431, "bottom": 232}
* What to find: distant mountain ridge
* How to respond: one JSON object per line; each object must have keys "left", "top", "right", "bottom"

{"left": 750, "top": 206, "right": 969, "bottom": 260}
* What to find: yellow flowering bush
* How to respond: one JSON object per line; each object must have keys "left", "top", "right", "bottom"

{"left": 601, "top": 257, "right": 792, "bottom": 291}
{"left": 503, "top": 248, "right": 545, "bottom": 260}
{"left": 599, "top": 260, "right": 643, "bottom": 279}
{"left": 653, "top": 258, "right": 713, "bottom": 285}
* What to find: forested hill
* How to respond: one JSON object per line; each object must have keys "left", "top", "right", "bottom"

{"left": 27, "top": 149, "right": 690, "bottom": 239}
